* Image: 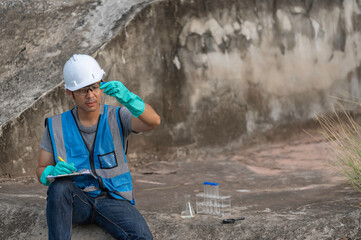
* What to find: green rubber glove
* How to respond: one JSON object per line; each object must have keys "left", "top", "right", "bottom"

{"left": 40, "top": 162, "right": 77, "bottom": 186}
{"left": 52, "top": 161, "right": 77, "bottom": 175}
{"left": 100, "top": 81, "right": 145, "bottom": 118}
{"left": 40, "top": 165, "right": 55, "bottom": 186}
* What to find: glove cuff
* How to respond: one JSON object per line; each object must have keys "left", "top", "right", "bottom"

{"left": 118, "top": 92, "right": 145, "bottom": 118}
{"left": 40, "top": 165, "right": 55, "bottom": 186}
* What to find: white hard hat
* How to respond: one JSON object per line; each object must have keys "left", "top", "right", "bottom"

{"left": 63, "top": 54, "right": 105, "bottom": 91}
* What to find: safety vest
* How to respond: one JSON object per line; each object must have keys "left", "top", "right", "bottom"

{"left": 46, "top": 105, "right": 135, "bottom": 204}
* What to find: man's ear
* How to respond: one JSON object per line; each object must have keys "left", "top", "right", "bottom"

{"left": 65, "top": 89, "right": 73, "bottom": 99}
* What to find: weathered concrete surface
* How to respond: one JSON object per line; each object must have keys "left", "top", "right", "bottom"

{"left": 96, "top": 0, "right": 361, "bottom": 151}
{"left": 0, "top": 0, "right": 156, "bottom": 177}
{"left": 0, "top": 0, "right": 154, "bottom": 125}
{"left": 1, "top": 127, "right": 361, "bottom": 239}
{"left": 2, "top": 0, "right": 361, "bottom": 178}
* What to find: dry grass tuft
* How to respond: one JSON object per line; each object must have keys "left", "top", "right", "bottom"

{"left": 317, "top": 103, "right": 361, "bottom": 192}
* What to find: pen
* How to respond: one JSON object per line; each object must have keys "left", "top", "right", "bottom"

{"left": 58, "top": 156, "right": 76, "bottom": 173}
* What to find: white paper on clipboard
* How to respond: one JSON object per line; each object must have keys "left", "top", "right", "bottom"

{"left": 46, "top": 169, "right": 96, "bottom": 182}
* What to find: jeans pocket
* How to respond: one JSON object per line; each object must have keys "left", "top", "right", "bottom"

{"left": 98, "top": 152, "right": 118, "bottom": 169}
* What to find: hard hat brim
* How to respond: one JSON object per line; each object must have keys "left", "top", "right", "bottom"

{"left": 65, "top": 70, "right": 105, "bottom": 91}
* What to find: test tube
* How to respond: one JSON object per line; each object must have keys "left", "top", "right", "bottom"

{"left": 211, "top": 183, "right": 220, "bottom": 215}
{"left": 99, "top": 82, "right": 106, "bottom": 115}
{"left": 203, "top": 182, "right": 211, "bottom": 214}
{"left": 99, "top": 94, "right": 105, "bottom": 115}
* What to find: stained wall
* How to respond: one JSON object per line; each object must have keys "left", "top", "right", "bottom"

{"left": 1, "top": 0, "right": 361, "bottom": 177}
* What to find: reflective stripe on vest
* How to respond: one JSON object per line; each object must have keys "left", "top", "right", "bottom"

{"left": 47, "top": 105, "right": 135, "bottom": 204}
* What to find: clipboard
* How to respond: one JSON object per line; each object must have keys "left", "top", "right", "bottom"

{"left": 46, "top": 169, "right": 96, "bottom": 182}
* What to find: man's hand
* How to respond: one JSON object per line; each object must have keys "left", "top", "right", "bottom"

{"left": 40, "top": 161, "right": 77, "bottom": 186}
{"left": 52, "top": 161, "right": 77, "bottom": 175}
{"left": 100, "top": 81, "right": 145, "bottom": 118}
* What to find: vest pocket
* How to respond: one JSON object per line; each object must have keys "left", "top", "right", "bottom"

{"left": 98, "top": 151, "right": 118, "bottom": 169}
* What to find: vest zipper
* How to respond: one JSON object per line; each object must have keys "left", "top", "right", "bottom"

{"left": 71, "top": 109, "right": 105, "bottom": 191}
{"left": 90, "top": 115, "right": 105, "bottom": 190}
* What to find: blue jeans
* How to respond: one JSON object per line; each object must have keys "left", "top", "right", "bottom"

{"left": 46, "top": 179, "right": 153, "bottom": 240}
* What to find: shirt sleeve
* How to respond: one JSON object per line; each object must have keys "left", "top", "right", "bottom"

{"left": 40, "top": 125, "right": 53, "bottom": 153}
{"left": 119, "top": 107, "right": 135, "bottom": 138}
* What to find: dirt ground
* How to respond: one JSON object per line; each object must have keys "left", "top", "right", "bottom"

{"left": 131, "top": 121, "right": 355, "bottom": 213}
{"left": 1, "top": 121, "right": 361, "bottom": 239}
{"left": 130, "top": 122, "right": 361, "bottom": 239}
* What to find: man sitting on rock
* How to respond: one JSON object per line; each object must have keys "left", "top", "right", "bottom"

{"left": 36, "top": 54, "right": 160, "bottom": 240}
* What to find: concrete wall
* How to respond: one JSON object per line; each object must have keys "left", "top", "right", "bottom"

{"left": 1, "top": 0, "right": 361, "bottom": 177}
{"left": 0, "top": 0, "right": 154, "bottom": 177}
{"left": 0, "top": 85, "right": 73, "bottom": 177}
{"left": 96, "top": 0, "right": 361, "bottom": 150}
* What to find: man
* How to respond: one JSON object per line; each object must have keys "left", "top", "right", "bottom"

{"left": 36, "top": 54, "right": 160, "bottom": 240}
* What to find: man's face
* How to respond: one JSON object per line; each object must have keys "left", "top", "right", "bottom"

{"left": 67, "top": 81, "right": 103, "bottom": 113}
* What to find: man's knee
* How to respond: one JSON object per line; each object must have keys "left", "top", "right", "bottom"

{"left": 121, "top": 227, "right": 153, "bottom": 240}
{"left": 137, "top": 229, "right": 153, "bottom": 240}
{"left": 129, "top": 220, "right": 153, "bottom": 240}
{"left": 47, "top": 179, "right": 74, "bottom": 200}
